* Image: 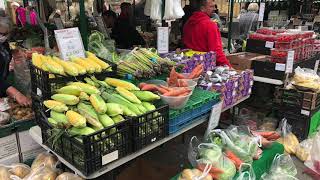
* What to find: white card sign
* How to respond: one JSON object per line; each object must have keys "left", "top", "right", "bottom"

{"left": 265, "top": 41, "right": 274, "bottom": 48}
{"left": 157, "top": 27, "right": 169, "bottom": 54}
{"left": 54, "top": 28, "right": 86, "bottom": 60}
{"left": 285, "top": 50, "right": 295, "bottom": 73}
{"left": 258, "top": 3, "right": 265, "bottom": 22}
{"left": 275, "top": 63, "right": 285, "bottom": 71}
{"left": 207, "top": 102, "right": 223, "bottom": 132}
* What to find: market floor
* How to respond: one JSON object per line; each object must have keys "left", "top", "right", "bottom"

{"left": 114, "top": 123, "right": 313, "bottom": 180}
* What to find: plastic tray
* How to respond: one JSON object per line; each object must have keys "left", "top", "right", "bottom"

{"left": 169, "top": 100, "right": 218, "bottom": 134}
{"left": 168, "top": 88, "right": 220, "bottom": 134}
{"left": 36, "top": 110, "right": 131, "bottom": 175}
{"left": 29, "top": 60, "right": 117, "bottom": 100}
{"left": 131, "top": 104, "right": 169, "bottom": 151}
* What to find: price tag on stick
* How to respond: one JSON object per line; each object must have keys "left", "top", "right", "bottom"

{"left": 285, "top": 50, "right": 294, "bottom": 73}
{"left": 157, "top": 27, "right": 169, "bottom": 54}
{"left": 54, "top": 27, "right": 86, "bottom": 60}
{"left": 314, "top": 60, "right": 320, "bottom": 72}
{"left": 205, "top": 102, "right": 223, "bottom": 137}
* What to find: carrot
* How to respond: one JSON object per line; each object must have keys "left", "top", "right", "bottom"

{"left": 157, "top": 87, "right": 169, "bottom": 94}
{"left": 266, "top": 133, "right": 281, "bottom": 141}
{"left": 179, "top": 79, "right": 189, "bottom": 87}
{"left": 163, "top": 88, "right": 190, "bottom": 96}
{"left": 179, "top": 91, "right": 191, "bottom": 96}
{"left": 139, "top": 83, "right": 147, "bottom": 89}
{"left": 141, "top": 84, "right": 158, "bottom": 91}
{"left": 176, "top": 73, "right": 185, "bottom": 79}
{"left": 225, "top": 150, "right": 243, "bottom": 170}
{"left": 197, "top": 165, "right": 223, "bottom": 174}
{"left": 168, "top": 67, "right": 178, "bottom": 86}
{"left": 253, "top": 131, "right": 275, "bottom": 137}
{"left": 188, "top": 64, "right": 203, "bottom": 79}
{"left": 159, "top": 85, "right": 171, "bottom": 91}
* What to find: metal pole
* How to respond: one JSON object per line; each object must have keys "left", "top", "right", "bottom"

{"left": 79, "top": 0, "right": 88, "bottom": 50}
{"left": 227, "top": 0, "right": 235, "bottom": 52}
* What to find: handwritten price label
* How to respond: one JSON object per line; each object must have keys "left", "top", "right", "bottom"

{"left": 54, "top": 28, "right": 85, "bottom": 60}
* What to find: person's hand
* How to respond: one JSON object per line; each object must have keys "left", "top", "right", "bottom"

{"left": 15, "top": 93, "right": 32, "bottom": 107}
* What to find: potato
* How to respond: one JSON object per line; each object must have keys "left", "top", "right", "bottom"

{"left": 56, "top": 172, "right": 83, "bottom": 180}
{"left": 0, "top": 166, "right": 12, "bottom": 180}
{"left": 9, "top": 163, "right": 31, "bottom": 178}
{"left": 31, "top": 153, "right": 56, "bottom": 170}
{"left": 23, "top": 166, "right": 57, "bottom": 180}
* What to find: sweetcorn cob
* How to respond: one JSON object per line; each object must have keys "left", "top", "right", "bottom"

{"left": 70, "top": 62, "right": 87, "bottom": 74}
{"left": 42, "top": 56, "right": 65, "bottom": 75}
{"left": 57, "top": 85, "right": 82, "bottom": 96}
{"left": 66, "top": 110, "right": 87, "bottom": 128}
{"left": 79, "top": 91, "right": 90, "bottom": 100}
{"left": 86, "top": 52, "right": 110, "bottom": 70}
{"left": 32, "top": 53, "right": 43, "bottom": 68}
{"left": 71, "top": 57, "right": 95, "bottom": 73}
{"left": 89, "top": 94, "right": 107, "bottom": 114}
{"left": 105, "top": 78, "right": 139, "bottom": 90}
{"left": 51, "top": 94, "right": 79, "bottom": 105}
{"left": 116, "top": 87, "right": 141, "bottom": 104}
{"left": 84, "top": 58, "right": 102, "bottom": 72}
{"left": 43, "top": 100, "right": 68, "bottom": 112}
{"left": 53, "top": 57, "right": 79, "bottom": 76}
{"left": 69, "top": 82, "right": 100, "bottom": 95}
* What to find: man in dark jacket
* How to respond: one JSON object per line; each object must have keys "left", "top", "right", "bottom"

{"left": 111, "top": 3, "right": 145, "bottom": 49}
{"left": 183, "top": 0, "right": 231, "bottom": 67}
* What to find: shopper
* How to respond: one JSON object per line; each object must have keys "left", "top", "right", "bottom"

{"left": 11, "top": 2, "right": 26, "bottom": 27}
{"left": 183, "top": 0, "right": 231, "bottom": 67}
{"left": 211, "top": 4, "right": 221, "bottom": 27}
{"left": 103, "top": 10, "right": 117, "bottom": 28}
{"left": 111, "top": 2, "right": 145, "bottom": 49}
{"left": 239, "top": 3, "right": 259, "bottom": 39}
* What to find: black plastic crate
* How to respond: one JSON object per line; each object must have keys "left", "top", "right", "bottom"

{"left": 36, "top": 110, "right": 131, "bottom": 175}
{"left": 131, "top": 105, "right": 169, "bottom": 151}
{"left": 276, "top": 87, "right": 320, "bottom": 111}
{"left": 29, "top": 60, "right": 117, "bottom": 100}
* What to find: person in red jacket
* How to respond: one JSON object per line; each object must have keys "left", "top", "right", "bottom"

{"left": 183, "top": 0, "right": 231, "bottom": 67}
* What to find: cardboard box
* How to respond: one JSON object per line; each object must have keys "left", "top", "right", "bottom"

{"left": 0, "top": 153, "right": 20, "bottom": 165}
{"left": 0, "top": 132, "right": 19, "bottom": 159}
{"left": 227, "top": 52, "right": 269, "bottom": 71}
{"left": 18, "top": 130, "right": 42, "bottom": 153}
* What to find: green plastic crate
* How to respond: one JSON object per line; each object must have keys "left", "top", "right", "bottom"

{"left": 0, "top": 123, "right": 16, "bottom": 138}
{"left": 13, "top": 119, "right": 36, "bottom": 133}
{"left": 169, "top": 88, "right": 220, "bottom": 119}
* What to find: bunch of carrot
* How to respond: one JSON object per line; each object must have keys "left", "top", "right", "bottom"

{"left": 168, "top": 64, "right": 204, "bottom": 87}
{"left": 224, "top": 150, "right": 243, "bottom": 170}
{"left": 197, "top": 164, "right": 224, "bottom": 179}
{"left": 139, "top": 83, "right": 191, "bottom": 97}
{"left": 252, "top": 131, "right": 281, "bottom": 141}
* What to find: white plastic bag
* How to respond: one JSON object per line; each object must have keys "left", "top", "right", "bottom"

{"left": 305, "top": 132, "right": 320, "bottom": 175}
{"left": 261, "top": 154, "right": 297, "bottom": 180}
{"left": 150, "top": 0, "right": 162, "bottom": 20}
{"left": 235, "top": 163, "right": 256, "bottom": 180}
{"left": 144, "top": 0, "right": 152, "bottom": 16}
{"left": 163, "top": 0, "right": 185, "bottom": 20}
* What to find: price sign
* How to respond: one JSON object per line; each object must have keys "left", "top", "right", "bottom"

{"left": 265, "top": 41, "right": 274, "bottom": 48}
{"left": 285, "top": 50, "right": 294, "bottom": 73}
{"left": 314, "top": 60, "right": 320, "bottom": 72}
{"left": 157, "top": 27, "right": 169, "bottom": 54}
{"left": 54, "top": 28, "right": 85, "bottom": 60}
{"left": 275, "top": 63, "right": 285, "bottom": 71}
{"left": 207, "top": 102, "right": 222, "bottom": 133}
{"left": 258, "top": 3, "right": 265, "bottom": 22}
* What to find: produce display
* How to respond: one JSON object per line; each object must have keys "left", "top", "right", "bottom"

{"left": 31, "top": 52, "right": 112, "bottom": 76}
{"left": 0, "top": 152, "right": 83, "bottom": 180}
{"left": 161, "top": 50, "right": 216, "bottom": 73}
{"left": 42, "top": 76, "right": 161, "bottom": 137}
{"left": 199, "top": 67, "right": 253, "bottom": 109}
{"left": 290, "top": 67, "right": 320, "bottom": 91}
{"left": 138, "top": 66, "right": 202, "bottom": 109}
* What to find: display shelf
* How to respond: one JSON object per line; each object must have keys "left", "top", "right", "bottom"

{"left": 29, "top": 114, "right": 210, "bottom": 179}
{"left": 222, "top": 96, "right": 250, "bottom": 112}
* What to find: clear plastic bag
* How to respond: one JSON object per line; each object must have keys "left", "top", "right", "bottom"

{"left": 12, "top": 49, "right": 31, "bottom": 96}
{"left": 144, "top": 0, "right": 152, "bottom": 16}
{"left": 7, "top": 163, "right": 31, "bottom": 179}
{"left": 305, "top": 132, "right": 320, "bottom": 175}
{"left": 277, "top": 118, "right": 292, "bottom": 137}
{"left": 21, "top": 165, "right": 58, "bottom": 180}
{"left": 163, "top": 0, "right": 185, "bottom": 20}
{"left": 261, "top": 154, "right": 297, "bottom": 180}
{"left": 218, "top": 156, "right": 236, "bottom": 180}
{"left": 277, "top": 119, "right": 300, "bottom": 154}
{"left": 235, "top": 163, "right": 256, "bottom": 180}
{"left": 56, "top": 172, "right": 83, "bottom": 180}
{"left": 150, "top": 0, "right": 162, "bottom": 20}
{"left": 31, "top": 152, "right": 58, "bottom": 170}
{"left": 293, "top": 67, "right": 319, "bottom": 84}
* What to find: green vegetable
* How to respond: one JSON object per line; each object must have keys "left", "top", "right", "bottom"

{"left": 131, "top": 91, "right": 160, "bottom": 101}
{"left": 99, "top": 114, "right": 115, "bottom": 127}
{"left": 112, "top": 115, "right": 125, "bottom": 124}
{"left": 141, "top": 102, "right": 156, "bottom": 111}
{"left": 106, "top": 103, "right": 123, "bottom": 117}
{"left": 218, "top": 156, "right": 236, "bottom": 180}
{"left": 68, "top": 127, "right": 96, "bottom": 136}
